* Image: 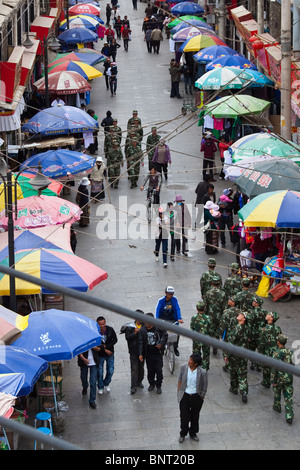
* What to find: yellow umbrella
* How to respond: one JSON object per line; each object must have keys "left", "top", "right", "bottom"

{"left": 0, "top": 175, "right": 24, "bottom": 213}
{"left": 179, "top": 34, "right": 227, "bottom": 53}
{"left": 48, "top": 60, "right": 102, "bottom": 80}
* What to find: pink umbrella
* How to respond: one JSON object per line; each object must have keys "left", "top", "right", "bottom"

{"left": 68, "top": 3, "right": 101, "bottom": 16}
{"left": 0, "top": 195, "right": 81, "bottom": 230}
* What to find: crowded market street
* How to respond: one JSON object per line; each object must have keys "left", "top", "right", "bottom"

{"left": 16, "top": 0, "right": 300, "bottom": 452}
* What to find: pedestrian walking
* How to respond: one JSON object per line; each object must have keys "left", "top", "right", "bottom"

{"left": 173, "top": 194, "right": 192, "bottom": 256}
{"left": 144, "top": 25, "right": 153, "bottom": 53}
{"left": 127, "top": 110, "right": 142, "bottom": 129}
{"left": 114, "top": 15, "right": 122, "bottom": 39}
{"left": 121, "top": 24, "right": 131, "bottom": 51}
{"left": 166, "top": 202, "right": 178, "bottom": 261}
{"left": 139, "top": 312, "right": 168, "bottom": 394}
{"left": 120, "top": 314, "right": 145, "bottom": 394}
{"left": 150, "top": 26, "right": 163, "bottom": 53}
{"left": 177, "top": 353, "right": 207, "bottom": 443}
{"left": 217, "top": 188, "right": 234, "bottom": 247}
{"left": 201, "top": 134, "right": 218, "bottom": 181}
{"left": 77, "top": 347, "right": 100, "bottom": 409}
{"left": 182, "top": 63, "right": 193, "bottom": 94}
{"left": 75, "top": 177, "right": 90, "bottom": 227}
{"left": 89, "top": 156, "right": 107, "bottom": 202}
{"left": 101, "top": 109, "right": 114, "bottom": 133}
{"left": 109, "top": 38, "right": 121, "bottom": 62}
{"left": 272, "top": 334, "right": 294, "bottom": 424}
{"left": 132, "top": 0, "right": 137, "bottom": 9}
{"left": 154, "top": 207, "right": 169, "bottom": 268}
{"left": 194, "top": 174, "right": 212, "bottom": 229}
{"left": 96, "top": 316, "right": 118, "bottom": 395}
{"left": 152, "top": 139, "right": 171, "bottom": 180}
{"left": 107, "top": 61, "right": 118, "bottom": 96}
{"left": 106, "top": 3, "right": 112, "bottom": 25}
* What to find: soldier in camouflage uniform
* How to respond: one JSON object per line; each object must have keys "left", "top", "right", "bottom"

{"left": 106, "top": 139, "right": 123, "bottom": 188}
{"left": 190, "top": 301, "right": 211, "bottom": 370}
{"left": 219, "top": 297, "right": 241, "bottom": 372}
{"left": 257, "top": 311, "right": 282, "bottom": 388}
{"left": 126, "top": 138, "right": 143, "bottom": 188}
{"left": 127, "top": 110, "right": 142, "bottom": 129}
{"left": 205, "top": 276, "right": 227, "bottom": 355}
{"left": 130, "top": 118, "right": 143, "bottom": 143}
{"left": 233, "top": 277, "right": 255, "bottom": 312}
{"left": 225, "top": 312, "right": 250, "bottom": 403}
{"left": 223, "top": 262, "right": 243, "bottom": 299}
{"left": 271, "top": 334, "right": 294, "bottom": 424}
{"left": 248, "top": 296, "right": 267, "bottom": 371}
{"left": 110, "top": 118, "right": 122, "bottom": 144}
{"left": 200, "top": 258, "right": 222, "bottom": 300}
{"left": 146, "top": 127, "right": 161, "bottom": 170}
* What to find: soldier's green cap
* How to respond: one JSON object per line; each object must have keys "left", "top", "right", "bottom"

{"left": 241, "top": 311, "right": 247, "bottom": 318}
{"left": 242, "top": 277, "right": 250, "bottom": 286}
{"left": 253, "top": 296, "right": 263, "bottom": 306}
{"left": 212, "top": 276, "right": 221, "bottom": 284}
{"left": 113, "top": 118, "right": 118, "bottom": 122}
{"left": 231, "top": 262, "right": 239, "bottom": 270}
{"left": 151, "top": 126, "right": 157, "bottom": 131}
{"left": 133, "top": 110, "right": 138, "bottom": 114}
{"left": 196, "top": 301, "right": 205, "bottom": 310}
{"left": 277, "top": 334, "right": 287, "bottom": 345}
{"left": 208, "top": 258, "right": 216, "bottom": 266}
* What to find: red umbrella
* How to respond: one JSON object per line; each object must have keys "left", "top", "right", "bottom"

{"left": 33, "top": 71, "right": 91, "bottom": 95}
{"left": 68, "top": 3, "right": 101, "bottom": 16}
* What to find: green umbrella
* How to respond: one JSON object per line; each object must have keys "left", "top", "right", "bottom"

{"left": 201, "top": 95, "right": 271, "bottom": 119}
{"left": 168, "top": 15, "right": 207, "bottom": 28}
{"left": 231, "top": 132, "right": 300, "bottom": 164}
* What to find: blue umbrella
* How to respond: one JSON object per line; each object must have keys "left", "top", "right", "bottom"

{"left": 22, "top": 105, "right": 99, "bottom": 136}
{"left": 171, "top": 2, "right": 204, "bottom": 16}
{"left": 206, "top": 55, "right": 258, "bottom": 71}
{"left": 0, "top": 372, "right": 25, "bottom": 396}
{"left": 20, "top": 149, "right": 95, "bottom": 179}
{"left": 193, "top": 45, "right": 240, "bottom": 63}
{"left": 0, "top": 345, "right": 48, "bottom": 397}
{"left": 240, "top": 69, "right": 274, "bottom": 87}
{"left": 14, "top": 309, "right": 102, "bottom": 413}
{"left": 171, "top": 19, "right": 214, "bottom": 34}
{"left": 57, "top": 27, "right": 99, "bottom": 45}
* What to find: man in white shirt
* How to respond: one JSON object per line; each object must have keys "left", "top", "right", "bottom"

{"left": 51, "top": 97, "right": 65, "bottom": 107}
{"left": 177, "top": 353, "right": 207, "bottom": 443}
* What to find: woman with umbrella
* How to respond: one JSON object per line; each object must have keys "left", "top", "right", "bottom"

{"left": 89, "top": 157, "right": 107, "bottom": 203}
{"left": 76, "top": 177, "right": 90, "bottom": 226}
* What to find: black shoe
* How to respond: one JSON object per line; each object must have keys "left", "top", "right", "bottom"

{"left": 170, "top": 256, "right": 175, "bottom": 261}
{"left": 286, "top": 418, "right": 293, "bottom": 424}
{"left": 190, "top": 434, "right": 199, "bottom": 442}
{"left": 242, "top": 394, "right": 248, "bottom": 403}
{"left": 156, "top": 386, "right": 162, "bottom": 394}
{"left": 130, "top": 387, "right": 137, "bottom": 394}
{"left": 148, "top": 384, "right": 155, "bottom": 391}
{"left": 82, "top": 388, "right": 87, "bottom": 395}
{"left": 179, "top": 435, "right": 185, "bottom": 443}
{"left": 174, "top": 348, "right": 180, "bottom": 357}
{"left": 137, "top": 382, "right": 144, "bottom": 388}
{"left": 89, "top": 402, "right": 97, "bottom": 409}
{"left": 229, "top": 387, "right": 238, "bottom": 395}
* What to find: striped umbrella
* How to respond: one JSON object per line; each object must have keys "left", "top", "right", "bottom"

{"left": 179, "top": 34, "right": 227, "bottom": 52}
{"left": 48, "top": 60, "right": 102, "bottom": 80}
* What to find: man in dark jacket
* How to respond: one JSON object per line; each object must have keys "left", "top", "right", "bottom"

{"left": 97, "top": 316, "right": 118, "bottom": 394}
{"left": 139, "top": 313, "right": 168, "bottom": 394}
{"left": 194, "top": 175, "right": 212, "bottom": 228}
{"left": 120, "top": 311, "right": 145, "bottom": 394}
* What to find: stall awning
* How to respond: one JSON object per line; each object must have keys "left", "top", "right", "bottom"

{"left": 20, "top": 38, "right": 40, "bottom": 87}
{"left": 30, "top": 16, "right": 55, "bottom": 44}
{"left": 0, "top": 92, "right": 25, "bottom": 131}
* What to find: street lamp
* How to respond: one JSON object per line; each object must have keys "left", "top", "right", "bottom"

{"left": 23, "top": 33, "right": 60, "bottom": 108}
{"left": 0, "top": 158, "right": 51, "bottom": 311}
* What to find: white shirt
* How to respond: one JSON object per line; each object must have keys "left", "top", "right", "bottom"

{"left": 87, "top": 349, "right": 96, "bottom": 367}
{"left": 185, "top": 367, "right": 197, "bottom": 394}
{"left": 51, "top": 98, "right": 65, "bottom": 107}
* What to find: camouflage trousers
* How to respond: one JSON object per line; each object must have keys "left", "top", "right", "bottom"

{"left": 273, "top": 382, "right": 294, "bottom": 420}
{"left": 193, "top": 343, "right": 210, "bottom": 370}
{"left": 228, "top": 359, "right": 248, "bottom": 395}
{"left": 107, "top": 161, "right": 121, "bottom": 187}
{"left": 127, "top": 160, "right": 140, "bottom": 186}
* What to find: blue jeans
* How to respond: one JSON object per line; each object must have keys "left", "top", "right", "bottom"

{"left": 81, "top": 365, "right": 98, "bottom": 404}
{"left": 155, "top": 238, "right": 168, "bottom": 263}
{"left": 98, "top": 355, "right": 115, "bottom": 390}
